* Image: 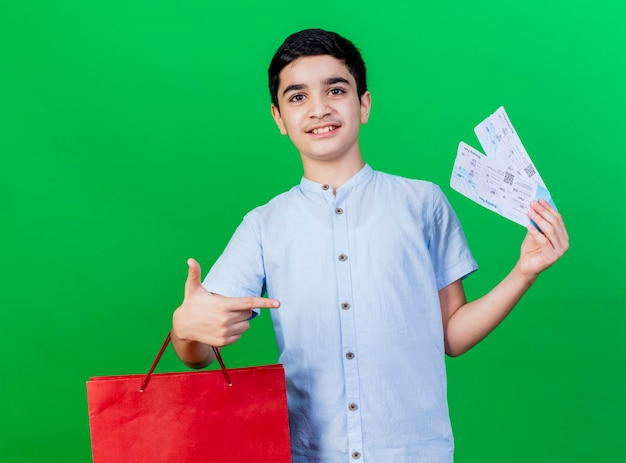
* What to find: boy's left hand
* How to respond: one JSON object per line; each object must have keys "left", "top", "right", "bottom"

{"left": 518, "top": 199, "right": 569, "bottom": 280}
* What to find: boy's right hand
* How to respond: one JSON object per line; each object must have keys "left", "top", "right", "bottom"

{"left": 172, "top": 258, "right": 280, "bottom": 348}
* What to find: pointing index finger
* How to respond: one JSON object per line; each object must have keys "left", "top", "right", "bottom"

{"left": 229, "top": 296, "right": 281, "bottom": 311}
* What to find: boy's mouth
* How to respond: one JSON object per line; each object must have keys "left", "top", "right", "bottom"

{"left": 308, "top": 124, "right": 339, "bottom": 135}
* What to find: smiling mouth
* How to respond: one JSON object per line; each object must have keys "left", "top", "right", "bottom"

{"left": 309, "top": 125, "right": 338, "bottom": 134}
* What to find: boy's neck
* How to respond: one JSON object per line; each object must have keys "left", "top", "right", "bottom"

{"left": 301, "top": 153, "right": 365, "bottom": 193}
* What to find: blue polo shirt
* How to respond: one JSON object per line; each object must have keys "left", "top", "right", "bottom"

{"left": 204, "top": 164, "right": 478, "bottom": 462}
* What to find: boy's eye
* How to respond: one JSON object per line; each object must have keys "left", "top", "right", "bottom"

{"left": 329, "top": 88, "right": 345, "bottom": 95}
{"left": 289, "top": 94, "right": 305, "bottom": 102}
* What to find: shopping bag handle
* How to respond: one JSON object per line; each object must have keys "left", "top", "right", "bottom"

{"left": 139, "top": 332, "right": 232, "bottom": 392}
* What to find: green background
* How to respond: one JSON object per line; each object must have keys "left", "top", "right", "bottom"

{"left": 1, "top": 1, "right": 624, "bottom": 461}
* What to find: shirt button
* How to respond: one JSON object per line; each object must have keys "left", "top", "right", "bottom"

{"left": 322, "top": 184, "right": 330, "bottom": 190}
{"left": 346, "top": 352, "right": 355, "bottom": 360}
{"left": 341, "top": 302, "right": 351, "bottom": 310}
{"left": 348, "top": 402, "right": 358, "bottom": 411}
{"left": 352, "top": 451, "right": 362, "bottom": 459}
{"left": 338, "top": 254, "right": 347, "bottom": 262}
{"left": 335, "top": 207, "right": 343, "bottom": 215}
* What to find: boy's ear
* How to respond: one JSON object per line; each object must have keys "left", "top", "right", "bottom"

{"left": 271, "top": 104, "right": 288, "bottom": 135}
{"left": 360, "top": 91, "right": 372, "bottom": 125}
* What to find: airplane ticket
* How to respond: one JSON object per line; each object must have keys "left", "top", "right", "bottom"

{"left": 451, "top": 142, "right": 540, "bottom": 227}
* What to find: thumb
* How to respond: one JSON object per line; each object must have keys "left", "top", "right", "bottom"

{"left": 184, "top": 257, "right": 203, "bottom": 294}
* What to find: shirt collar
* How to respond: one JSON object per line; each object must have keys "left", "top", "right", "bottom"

{"left": 298, "top": 164, "right": 374, "bottom": 193}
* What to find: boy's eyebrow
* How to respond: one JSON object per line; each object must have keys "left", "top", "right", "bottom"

{"left": 282, "top": 83, "right": 306, "bottom": 96}
{"left": 324, "top": 76, "right": 350, "bottom": 86}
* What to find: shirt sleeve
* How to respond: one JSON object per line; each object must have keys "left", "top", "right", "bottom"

{"left": 428, "top": 184, "right": 478, "bottom": 290}
{"left": 202, "top": 210, "right": 266, "bottom": 298}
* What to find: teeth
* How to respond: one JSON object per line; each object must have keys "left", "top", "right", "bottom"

{"left": 312, "top": 126, "right": 336, "bottom": 134}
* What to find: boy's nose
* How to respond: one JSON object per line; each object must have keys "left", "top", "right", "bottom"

{"left": 309, "top": 95, "right": 331, "bottom": 119}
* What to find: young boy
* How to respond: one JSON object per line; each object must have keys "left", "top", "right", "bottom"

{"left": 171, "top": 29, "right": 568, "bottom": 462}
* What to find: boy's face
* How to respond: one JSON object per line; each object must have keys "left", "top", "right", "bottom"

{"left": 271, "top": 55, "right": 371, "bottom": 166}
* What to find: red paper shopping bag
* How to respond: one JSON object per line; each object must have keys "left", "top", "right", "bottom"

{"left": 86, "top": 334, "right": 292, "bottom": 462}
